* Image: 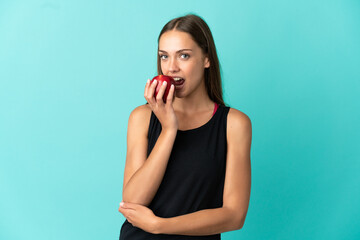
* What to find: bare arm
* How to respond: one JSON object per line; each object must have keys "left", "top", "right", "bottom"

{"left": 122, "top": 105, "right": 177, "bottom": 206}
{"left": 156, "top": 207, "right": 240, "bottom": 235}
{"left": 122, "top": 81, "right": 178, "bottom": 206}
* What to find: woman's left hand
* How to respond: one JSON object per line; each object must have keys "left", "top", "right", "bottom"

{"left": 118, "top": 201, "right": 162, "bottom": 234}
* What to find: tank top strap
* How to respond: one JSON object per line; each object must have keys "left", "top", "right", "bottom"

{"left": 212, "top": 102, "right": 219, "bottom": 116}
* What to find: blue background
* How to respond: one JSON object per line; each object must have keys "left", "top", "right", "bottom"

{"left": 1, "top": 0, "right": 359, "bottom": 239}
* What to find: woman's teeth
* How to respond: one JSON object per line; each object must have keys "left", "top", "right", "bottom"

{"left": 173, "top": 77, "right": 183, "bottom": 81}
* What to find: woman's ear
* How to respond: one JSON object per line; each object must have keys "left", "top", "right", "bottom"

{"left": 204, "top": 56, "right": 210, "bottom": 68}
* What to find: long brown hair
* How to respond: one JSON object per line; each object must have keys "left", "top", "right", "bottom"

{"left": 157, "top": 14, "right": 225, "bottom": 106}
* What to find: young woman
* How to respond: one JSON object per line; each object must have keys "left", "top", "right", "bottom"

{"left": 118, "top": 14, "right": 252, "bottom": 239}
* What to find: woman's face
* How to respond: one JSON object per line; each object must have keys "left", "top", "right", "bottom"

{"left": 158, "top": 30, "right": 210, "bottom": 98}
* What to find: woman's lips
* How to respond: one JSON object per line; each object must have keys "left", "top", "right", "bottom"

{"left": 174, "top": 79, "right": 184, "bottom": 85}
{"left": 174, "top": 79, "right": 185, "bottom": 89}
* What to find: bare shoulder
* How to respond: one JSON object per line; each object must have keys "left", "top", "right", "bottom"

{"left": 227, "top": 108, "right": 252, "bottom": 142}
{"left": 227, "top": 108, "right": 252, "bottom": 131}
{"left": 129, "top": 104, "right": 151, "bottom": 121}
{"left": 128, "top": 104, "right": 152, "bottom": 133}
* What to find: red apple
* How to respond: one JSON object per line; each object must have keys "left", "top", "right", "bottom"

{"left": 150, "top": 75, "right": 175, "bottom": 103}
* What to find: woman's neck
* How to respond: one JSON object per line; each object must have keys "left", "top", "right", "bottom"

{"left": 173, "top": 93, "right": 214, "bottom": 114}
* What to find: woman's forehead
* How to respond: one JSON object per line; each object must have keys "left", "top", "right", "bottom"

{"left": 158, "top": 30, "right": 198, "bottom": 52}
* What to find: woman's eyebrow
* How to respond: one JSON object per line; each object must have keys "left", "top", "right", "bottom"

{"left": 158, "top": 49, "right": 193, "bottom": 53}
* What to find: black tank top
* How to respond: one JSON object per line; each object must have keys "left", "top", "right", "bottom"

{"left": 119, "top": 105, "right": 230, "bottom": 240}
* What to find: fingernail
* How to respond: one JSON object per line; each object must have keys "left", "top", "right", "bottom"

{"left": 120, "top": 202, "right": 124, "bottom": 207}
{"left": 147, "top": 79, "right": 150, "bottom": 84}
{"left": 163, "top": 81, "right": 167, "bottom": 85}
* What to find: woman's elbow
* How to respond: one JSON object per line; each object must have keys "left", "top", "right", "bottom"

{"left": 231, "top": 212, "right": 247, "bottom": 230}
{"left": 234, "top": 218, "right": 245, "bottom": 230}
{"left": 122, "top": 189, "right": 150, "bottom": 206}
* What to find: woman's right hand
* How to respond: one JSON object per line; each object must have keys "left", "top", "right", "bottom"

{"left": 144, "top": 79, "right": 178, "bottom": 131}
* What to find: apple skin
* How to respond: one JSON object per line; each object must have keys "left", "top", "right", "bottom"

{"left": 150, "top": 75, "right": 175, "bottom": 103}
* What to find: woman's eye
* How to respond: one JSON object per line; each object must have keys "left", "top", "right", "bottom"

{"left": 159, "top": 55, "right": 168, "bottom": 60}
{"left": 180, "top": 54, "right": 189, "bottom": 59}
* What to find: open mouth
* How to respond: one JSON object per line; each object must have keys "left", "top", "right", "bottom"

{"left": 173, "top": 77, "right": 185, "bottom": 86}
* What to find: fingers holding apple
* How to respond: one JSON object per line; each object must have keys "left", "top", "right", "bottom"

{"left": 144, "top": 79, "right": 151, "bottom": 99}
{"left": 150, "top": 75, "right": 175, "bottom": 103}
{"left": 144, "top": 75, "right": 178, "bottom": 130}
{"left": 155, "top": 80, "right": 168, "bottom": 104}
{"left": 155, "top": 81, "right": 175, "bottom": 105}
{"left": 166, "top": 84, "right": 175, "bottom": 105}
{"left": 144, "top": 79, "right": 158, "bottom": 104}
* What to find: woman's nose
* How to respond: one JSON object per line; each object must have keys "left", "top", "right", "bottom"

{"left": 168, "top": 58, "right": 179, "bottom": 73}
